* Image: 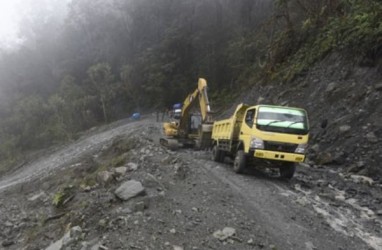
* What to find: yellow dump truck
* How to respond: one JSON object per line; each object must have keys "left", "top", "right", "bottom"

{"left": 211, "top": 103, "right": 309, "bottom": 178}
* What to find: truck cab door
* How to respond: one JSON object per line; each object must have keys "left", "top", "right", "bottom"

{"left": 239, "top": 108, "right": 256, "bottom": 152}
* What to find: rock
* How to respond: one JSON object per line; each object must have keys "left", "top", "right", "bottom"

{"left": 4, "top": 221, "right": 13, "bottom": 227}
{"left": 115, "top": 180, "right": 145, "bottom": 201}
{"left": 305, "top": 241, "right": 317, "bottom": 250}
{"left": 375, "top": 82, "right": 382, "bottom": 91}
{"left": 366, "top": 132, "right": 378, "bottom": 143}
{"left": 160, "top": 156, "right": 171, "bottom": 164}
{"left": 174, "top": 164, "right": 187, "bottom": 180}
{"left": 46, "top": 239, "right": 63, "bottom": 250}
{"left": 133, "top": 201, "right": 146, "bottom": 212}
{"left": 376, "top": 210, "right": 382, "bottom": 216}
{"left": 97, "top": 171, "right": 114, "bottom": 184}
{"left": 316, "top": 152, "right": 333, "bottom": 165}
{"left": 46, "top": 226, "right": 82, "bottom": 250}
{"left": 62, "top": 226, "right": 83, "bottom": 246}
{"left": 127, "top": 162, "right": 138, "bottom": 171}
{"left": 339, "top": 125, "right": 351, "bottom": 133}
{"left": 333, "top": 152, "right": 346, "bottom": 165}
{"left": 114, "top": 167, "right": 128, "bottom": 177}
{"left": 98, "top": 219, "right": 108, "bottom": 228}
{"left": 350, "top": 175, "right": 374, "bottom": 186}
{"left": 28, "top": 191, "right": 47, "bottom": 202}
{"left": 296, "top": 197, "right": 309, "bottom": 206}
{"left": 335, "top": 195, "right": 346, "bottom": 201}
{"left": 170, "top": 228, "right": 176, "bottom": 234}
{"left": 121, "top": 207, "right": 132, "bottom": 214}
{"left": 173, "top": 246, "right": 184, "bottom": 250}
{"left": 326, "top": 82, "right": 337, "bottom": 92}
{"left": 213, "top": 227, "right": 236, "bottom": 241}
{"left": 347, "top": 163, "right": 365, "bottom": 174}
{"left": 257, "top": 96, "right": 265, "bottom": 104}
{"left": 2, "top": 240, "right": 15, "bottom": 247}
{"left": 310, "top": 144, "right": 320, "bottom": 153}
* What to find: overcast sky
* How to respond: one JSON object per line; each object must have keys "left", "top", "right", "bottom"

{"left": 0, "top": 0, "right": 71, "bottom": 49}
{"left": 0, "top": 0, "right": 20, "bottom": 48}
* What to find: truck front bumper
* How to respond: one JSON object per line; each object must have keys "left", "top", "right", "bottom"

{"left": 253, "top": 149, "right": 305, "bottom": 163}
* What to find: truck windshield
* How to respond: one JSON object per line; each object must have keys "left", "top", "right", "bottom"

{"left": 256, "top": 106, "right": 309, "bottom": 135}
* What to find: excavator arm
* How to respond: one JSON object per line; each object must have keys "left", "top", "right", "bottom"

{"left": 161, "top": 78, "right": 213, "bottom": 149}
{"left": 178, "top": 78, "right": 212, "bottom": 136}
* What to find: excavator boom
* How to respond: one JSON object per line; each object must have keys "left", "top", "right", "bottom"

{"left": 160, "top": 78, "right": 213, "bottom": 149}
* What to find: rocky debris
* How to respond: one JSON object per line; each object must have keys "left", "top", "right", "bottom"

{"left": 316, "top": 152, "right": 333, "bottom": 165}
{"left": 28, "top": 191, "right": 47, "bottom": 202}
{"left": 46, "top": 226, "right": 83, "bottom": 250}
{"left": 174, "top": 164, "right": 187, "bottom": 180}
{"left": 114, "top": 180, "right": 145, "bottom": 201}
{"left": 347, "top": 162, "right": 365, "bottom": 174}
{"left": 375, "top": 82, "right": 382, "bottom": 91}
{"left": 365, "top": 132, "right": 378, "bottom": 143}
{"left": 2, "top": 240, "right": 15, "bottom": 247}
{"left": 114, "top": 166, "right": 127, "bottom": 177}
{"left": 97, "top": 171, "right": 114, "bottom": 184}
{"left": 133, "top": 201, "right": 147, "bottom": 212}
{"left": 126, "top": 162, "right": 138, "bottom": 171}
{"left": 326, "top": 82, "right": 337, "bottom": 92}
{"left": 349, "top": 175, "right": 374, "bottom": 186}
{"left": 339, "top": 125, "right": 351, "bottom": 134}
{"left": 1, "top": 117, "right": 381, "bottom": 250}
{"left": 296, "top": 197, "right": 310, "bottom": 207}
{"left": 213, "top": 227, "right": 236, "bottom": 241}
{"left": 52, "top": 186, "right": 76, "bottom": 208}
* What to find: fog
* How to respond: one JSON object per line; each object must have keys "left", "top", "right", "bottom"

{"left": 0, "top": 0, "right": 275, "bottom": 161}
{"left": 0, "top": 0, "right": 70, "bottom": 49}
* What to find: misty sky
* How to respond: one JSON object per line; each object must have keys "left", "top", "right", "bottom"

{"left": 0, "top": 0, "right": 19, "bottom": 47}
{"left": 0, "top": 0, "right": 71, "bottom": 49}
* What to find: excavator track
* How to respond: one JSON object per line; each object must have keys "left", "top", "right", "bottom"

{"left": 160, "top": 137, "right": 181, "bottom": 150}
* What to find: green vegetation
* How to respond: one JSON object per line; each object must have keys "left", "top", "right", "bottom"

{"left": 52, "top": 185, "right": 75, "bottom": 208}
{"left": 267, "top": 0, "right": 382, "bottom": 81}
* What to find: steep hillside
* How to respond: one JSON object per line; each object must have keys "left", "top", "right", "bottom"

{"left": 241, "top": 54, "right": 382, "bottom": 180}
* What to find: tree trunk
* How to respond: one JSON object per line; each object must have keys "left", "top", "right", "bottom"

{"left": 101, "top": 96, "right": 107, "bottom": 123}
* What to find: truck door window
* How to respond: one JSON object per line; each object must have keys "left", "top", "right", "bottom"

{"left": 245, "top": 109, "right": 256, "bottom": 128}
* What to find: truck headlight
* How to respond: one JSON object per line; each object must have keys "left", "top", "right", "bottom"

{"left": 295, "top": 144, "right": 307, "bottom": 154}
{"left": 250, "top": 137, "right": 264, "bottom": 149}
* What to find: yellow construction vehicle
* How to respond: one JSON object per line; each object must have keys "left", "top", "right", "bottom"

{"left": 211, "top": 103, "right": 309, "bottom": 178}
{"left": 160, "top": 78, "right": 213, "bottom": 149}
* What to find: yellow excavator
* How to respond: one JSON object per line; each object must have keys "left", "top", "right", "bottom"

{"left": 160, "top": 78, "right": 213, "bottom": 149}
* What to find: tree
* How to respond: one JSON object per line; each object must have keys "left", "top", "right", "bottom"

{"left": 87, "top": 63, "right": 115, "bottom": 123}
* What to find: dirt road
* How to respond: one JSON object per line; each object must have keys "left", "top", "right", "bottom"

{"left": 0, "top": 119, "right": 145, "bottom": 192}
{"left": 0, "top": 117, "right": 381, "bottom": 250}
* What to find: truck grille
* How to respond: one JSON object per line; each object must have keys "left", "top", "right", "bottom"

{"left": 263, "top": 141, "right": 298, "bottom": 153}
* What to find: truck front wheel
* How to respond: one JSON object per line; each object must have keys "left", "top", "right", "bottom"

{"left": 212, "top": 145, "right": 223, "bottom": 162}
{"left": 233, "top": 150, "right": 246, "bottom": 174}
{"left": 279, "top": 163, "right": 296, "bottom": 179}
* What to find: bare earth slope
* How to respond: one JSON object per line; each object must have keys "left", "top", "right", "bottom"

{"left": 0, "top": 117, "right": 381, "bottom": 250}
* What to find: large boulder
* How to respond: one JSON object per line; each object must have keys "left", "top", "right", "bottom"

{"left": 114, "top": 180, "right": 145, "bottom": 201}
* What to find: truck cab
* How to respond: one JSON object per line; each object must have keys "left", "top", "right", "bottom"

{"left": 211, "top": 104, "right": 309, "bottom": 178}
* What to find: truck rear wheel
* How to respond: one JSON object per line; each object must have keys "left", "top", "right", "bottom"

{"left": 279, "top": 163, "right": 296, "bottom": 179}
{"left": 212, "top": 145, "right": 223, "bottom": 162}
{"left": 233, "top": 150, "right": 246, "bottom": 174}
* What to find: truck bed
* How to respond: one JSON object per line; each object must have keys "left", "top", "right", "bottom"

{"left": 211, "top": 117, "right": 241, "bottom": 141}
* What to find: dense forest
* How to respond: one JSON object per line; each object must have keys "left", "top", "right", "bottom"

{"left": 0, "top": 0, "right": 381, "bottom": 168}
